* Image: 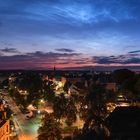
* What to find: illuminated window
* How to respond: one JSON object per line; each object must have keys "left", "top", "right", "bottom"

{"left": 6, "top": 125, "right": 8, "bottom": 133}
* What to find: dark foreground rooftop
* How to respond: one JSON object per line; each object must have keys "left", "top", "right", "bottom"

{"left": 106, "top": 106, "right": 140, "bottom": 139}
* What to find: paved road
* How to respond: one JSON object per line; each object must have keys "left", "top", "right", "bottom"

{"left": 3, "top": 91, "right": 40, "bottom": 140}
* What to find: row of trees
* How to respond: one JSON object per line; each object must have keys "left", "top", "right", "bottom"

{"left": 38, "top": 81, "right": 109, "bottom": 140}
{"left": 8, "top": 72, "right": 56, "bottom": 109}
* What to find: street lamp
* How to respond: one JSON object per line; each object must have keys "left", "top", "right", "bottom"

{"left": 40, "top": 99, "right": 44, "bottom": 103}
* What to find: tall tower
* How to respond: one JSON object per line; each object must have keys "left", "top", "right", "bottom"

{"left": 52, "top": 65, "right": 56, "bottom": 77}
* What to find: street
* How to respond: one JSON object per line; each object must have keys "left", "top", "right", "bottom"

{"left": 3, "top": 90, "right": 41, "bottom": 140}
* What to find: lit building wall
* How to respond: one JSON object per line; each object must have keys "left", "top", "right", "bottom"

{"left": 0, "top": 119, "right": 10, "bottom": 140}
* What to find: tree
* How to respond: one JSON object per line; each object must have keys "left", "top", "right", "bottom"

{"left": 65, "top": 98, "right": 77, "bottom": 126}
{"left": 113, "top": 69, "right": 135, "bottom": 85}
{"left": 18, "top": 72, "right": 42, "bottom": 93}
{"left": 63, "top": 81, "right": 71, "bottom": 93}
{"left": 18, "top": 72, "right": 43, "bottom": 104}
{"left": 73, "top": 128, "right": 107, "bottom": 140}
{"left": 135, "top": 77, "right": 140, "bottom": 95}
{"left": 82, "top": 83, "right": 107, "bottom": 136}
{"left": 121, "top": 77, "right": 136, "bottom": 93}
{"left": 38, "top": 113, "right": 61, "bottom": 140}
{"left": 42, "top": 80, "right": 55, "bottom": 103}
{"left": 53, "top": 94, "right": 67, "bottom": 120}
{"left": 63, "top": 136, "right": 72, "bottom": 140}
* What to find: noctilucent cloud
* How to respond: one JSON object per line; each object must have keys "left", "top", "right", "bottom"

{"left": 0, "top": 0, "right": 140, "bottom": 70}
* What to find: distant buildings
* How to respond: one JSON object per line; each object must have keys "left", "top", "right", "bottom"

{"left": 105, "top": 83, "right": 117, "bottom": 92}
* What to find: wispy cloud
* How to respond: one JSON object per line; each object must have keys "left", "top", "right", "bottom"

{"left": 55, "top": 48, "right": 75, "bottom": 52}
{"left": 0, "top": 50, "right": 82, "bottom": 69}
{"left": 93, "top": 52, "right": 140, "bottom": 65}
{"left": 0, "top": 48, "right": 19, "bottom": 53}
{"left": 0, "top": 49, "right": 139, "bottom": 69}
{"left": 128, "top": 50, "right": 140, "bottom": 54}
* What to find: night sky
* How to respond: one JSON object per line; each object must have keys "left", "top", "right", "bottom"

{"left": 0, "top": 0, "right": 140, "bottom": 70}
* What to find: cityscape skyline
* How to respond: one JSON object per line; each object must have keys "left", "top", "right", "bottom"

{"left": 0, "top": 0, "right": 140, "bottom": 70}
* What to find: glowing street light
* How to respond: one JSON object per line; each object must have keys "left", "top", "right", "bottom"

{"left": 40, "top": 99, "right": 44, "bottom": 103}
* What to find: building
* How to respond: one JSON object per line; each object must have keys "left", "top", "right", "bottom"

{"left": 0, "top": 111, "right": 10, "bottom": 140}
{"left": 106, "top": 106, "right": 140, "bottom": 139}
{"left": 105, "top": 83, "right": 117, "bottom": 92}
{"left": 0, "top": 100, "right": 10, "bottom": 140}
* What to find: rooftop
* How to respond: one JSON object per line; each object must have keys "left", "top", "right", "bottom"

{"left": 106, "top": 106, "right": 140, "bottom": 137}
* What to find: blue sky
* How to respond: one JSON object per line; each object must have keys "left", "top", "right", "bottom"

{"left": 0, "top": 0, "right": 140, "bottom": 69}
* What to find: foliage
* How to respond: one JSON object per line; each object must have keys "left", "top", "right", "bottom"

{"left": 18, "top": 72, "right": 42, "bottom": 93}
{"left": 113, "top": 69, "right": 135, "bottom": 85}
{"left": 42, "top": 80, "right": 55, "bottom": 102}
{"left": 63, "top": 136, "right": 72, "bottom": 140}
{"left": 113, "top": 69, "right": 140, "bottom": 97}
{"left": 72, "top": 128, "right": 107, "bottom": 140}
{"left": 38, "top": 113, "right": 61, "bottom": 140}
{"left": 9, "top": 88, "right": 28, "bottom": 108}
{"left": 65, "top": 98, "right": 77, "bottom": 126}
{"left": 53, "top": 94, "right": 67, "bottom": 120}
{"left": 135, "top": 77, "right": 140, "bottom": 95}
{"left": 81, "top": 82, "right": 107, "bottom": 136}
{"left": 63, "top": 81, "right": 71, "bottom": 93}
{"left": 5, "top": 107, "right": 12, "bottom": 119}
{"left": 53, "top": 93, "right": 77, "bottom": 126}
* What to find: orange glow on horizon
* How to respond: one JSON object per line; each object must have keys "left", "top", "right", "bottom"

{"left": 41, "top": 63, "right": 140, "bottom": 69}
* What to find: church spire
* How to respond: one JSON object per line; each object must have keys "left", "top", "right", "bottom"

{"left": 54, "top": 65, "right": 56, "bottom": 72}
